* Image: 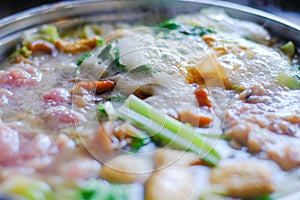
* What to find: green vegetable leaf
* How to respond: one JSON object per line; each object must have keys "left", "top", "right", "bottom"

{"left": 77, "top": 53, "right": 91, "bottom": 66}
{"left": 22, "top": 25, "right": 60, "bottom": 48}
{"left": 97, "top": 39, "right": 104, "bottom": 46}
{"left": 108, "top": 93, "right": 127, "bottom": 102}
{"left": 98, "top": 43, "right": 113, "bottom": 60}
{"left": 112, "top": 41, "right": 126, "bottom": 71}
{"left": 159, "top": 21, "right": 180, "bottom": 30}
{"left": 128, "top": 137, "right": 151, "bottom": 153}
{"left": 97, "top": 103, "right": 108, "bottom": 121}
{"left": 159, "top": 21, "right": 216, "bottom": 37}
{"left": 76, "top": 179, "right": 131, "bottom": 200}
{"left": 1, "top": 176, "right": 51, "bottom": 200}
{"left": 10, "top": 45, "right": 32, "bottom": 61}
{"left": 129, "top": 64, "right": 154, "bottom": 74}
{"left": 77, "top": 39, "right": 103, "bottom": 67}
{"left": 40, "top": 25, "right": 60, "bottom": 43}
{"left": 245, "top": 194, "right": 273, "bottom": 200}
{"left": 98, "top": 42, "right": 126, "bottom": 76}
{"left": 98, "top": 103, "right": 107, "bottom": 115}
{"left": 81, "top": 190, "right": 96, "bottom": 200}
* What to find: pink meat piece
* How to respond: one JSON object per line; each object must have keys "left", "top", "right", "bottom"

{"left": 264, "top": 139, "right": 300, "bottom": 171}
{"left": 0, "top": 123, "right": 20, "bottom": 164}
{"left": 42, "top": 106, "right": 86, "bottom": 128}
{"left": 60, "top": 158, "right": 101, "bottom": 179}
{"left": 0, "top": 121, "right": 59, "bottom": 168}
{"left": 42, "top": 88, "right": 70, "bottom": 106}
{"left": 0, "top": 89, "right": 13, "bottom": 106}
{"left": 0, "top": 64, "right": 41, "bottom": 87}
{"left": 16, "top": 134, "right": 54, "bottom": 161}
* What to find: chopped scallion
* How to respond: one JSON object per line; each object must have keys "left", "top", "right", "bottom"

{"left": 117, "top": 95, "right": 221, "bottom": 166}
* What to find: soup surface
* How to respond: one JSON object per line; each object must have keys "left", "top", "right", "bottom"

{"left": 0, "top": 8, "right": 300, "bottom": 200}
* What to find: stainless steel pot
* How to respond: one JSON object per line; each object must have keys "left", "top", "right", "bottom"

{"left": 0, "top": 0, "right": 299, "bottom": 199}
{"left": 1, "top": 0, "right": 300, "bottom": 60}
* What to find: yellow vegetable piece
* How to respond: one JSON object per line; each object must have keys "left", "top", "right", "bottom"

{"left": 280, "top": 41, "right": 295, "bottom": 58}
{"left": 1, "top": 176, "right": 51, "bottom": 200}
{"left": 195, "top": 52, "right": 230, "bottom": 89}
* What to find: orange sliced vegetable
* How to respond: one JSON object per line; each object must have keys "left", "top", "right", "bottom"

{"left": 71, "top": 80, "right": 116, "bottom": 95}
{"left": 178, "top": 111, "right": 212, "bottom": 127}
{"left": 194, "top": 87, "right": 211, "bottom": 107}
{"left": 55, "top": 38, "right": 98, "bottom": 53}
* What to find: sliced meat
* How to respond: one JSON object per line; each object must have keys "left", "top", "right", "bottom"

{"left": 42, "top": 106, "right": 86, "bottom": 128}
{"left": 225, "top": 122, "right": 251, "bottom": 147}
{"left": 154, "top": 148, "right": 200, "bottom": 168}
{"left": 60, "top": 158, "right": 101, "bottom": 179}
{"left": 0, "top": 89, "right": 13, "bottom": 106}
{"left": 56, "top": 134, "right": 75, "bottom": 151}
{"left": 227, "top": 122, "right": 300, "bottom": 170}
{"left": 42, "top": 88, "right": 70, "bottom": 106}
{"left": 88, "top": 121, "right": 120, "bottom": 159}
{"left": 265, "top": 140, "right": 300, "bottom": 171}
{"left": 0, "top": 123, "right": 20, "bottom": 164}
{"left": 99, "top": 154, "right": 153, "bottom": 183}
{"left": 145, "top": 166, "right": 197, "bottom": 200}
{"left": 210, "top": 160, "right": 275, "bottom": 198}
{"left": 0, "top": 64, "right": 41, "bottom": 87}
{"left": 30, "top": 134, "right": 52, "bottom": 156}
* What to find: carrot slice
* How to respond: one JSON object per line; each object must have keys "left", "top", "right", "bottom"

{"left": 71, "top": 80, "right": 116, "bottom": 95}
{"left": 194, "top": 87, "right": 211, "bottom": 107}
{"left": 179, "top": 111, "right": 212, "bottom": 127}
{"left": 96, "top": 80, "right": 116, "bottom": 93}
